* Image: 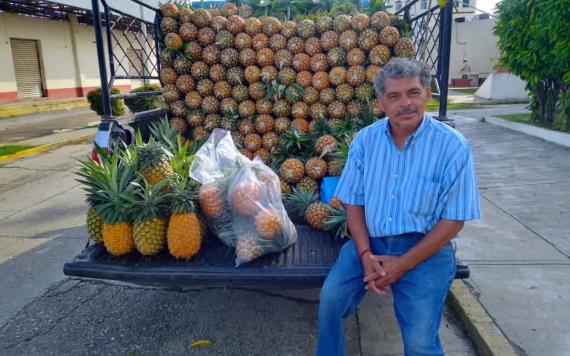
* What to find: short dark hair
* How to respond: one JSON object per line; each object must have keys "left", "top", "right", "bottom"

{"left": 373, "top": 58, "right": 432, "bottom": 97}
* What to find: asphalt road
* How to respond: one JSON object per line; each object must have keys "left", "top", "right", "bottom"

{"left": 0, "top": 108, "right": 98, "bottom": 144}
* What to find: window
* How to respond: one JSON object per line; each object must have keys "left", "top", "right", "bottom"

{"left": 421, "top": 0, "right": 428, "bottom": 9}
{"left": 462, "top": 0, "right": 470, "bottom": 7}
{"left": 395, "top": 0, "right": 402, "bottom": 10}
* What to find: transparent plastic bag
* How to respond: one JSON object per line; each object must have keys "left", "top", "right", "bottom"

{"left": 229, "top": 158, "right": 297, "bottom": 266}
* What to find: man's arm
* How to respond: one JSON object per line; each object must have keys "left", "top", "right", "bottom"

{"left": 364, "top": 219, "right": 464, "bottom": 289}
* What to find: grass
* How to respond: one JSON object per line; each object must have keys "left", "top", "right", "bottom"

{"left": 497, "top": 113, "right": 569, "bottom": 132}
{"left": 450, "top": 88, "right": 478, "bottom": 95}
{"left": 0, "top": 99, "right": 89, "bottom": 119}
{"left": 426, "top": 98, "right": 481, "bottom": 111}
{"left": 0, "top": 145, "right": 35, "bottom": 156}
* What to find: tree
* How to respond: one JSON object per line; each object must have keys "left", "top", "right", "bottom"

{"left": 493, "top": 0, "right": 570, "bottom": 128}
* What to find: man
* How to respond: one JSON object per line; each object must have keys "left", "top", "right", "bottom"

{"left": 317, "top": 58, "right": 480, "bottom": 356}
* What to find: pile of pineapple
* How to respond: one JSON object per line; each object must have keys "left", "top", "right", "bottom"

{"left": 158, "top": 1, "right": 415, "bottom": 233}
{"left": 79, "top": 121, "right": 207, "bottom": 258}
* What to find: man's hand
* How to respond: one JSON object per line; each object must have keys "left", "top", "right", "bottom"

{"left": 364, "top": 255, "right": 411, "bottom": 291}
{"left": 361, "top": 252, "right": 388, "bottom": 296}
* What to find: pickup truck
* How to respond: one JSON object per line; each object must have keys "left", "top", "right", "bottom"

{"left": 63, "top": 0, "right": 468, "bottom": 288}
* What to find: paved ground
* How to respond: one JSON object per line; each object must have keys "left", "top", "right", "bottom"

{"left": 450, "top": 111, "right": 570, "bottom": 356}
{"left": 0, "top": 108, "right": 97, "bottom": 144}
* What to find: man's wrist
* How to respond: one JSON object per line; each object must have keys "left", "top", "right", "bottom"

{"left": 359, "top": 248, "right": 372, "bottom": 260}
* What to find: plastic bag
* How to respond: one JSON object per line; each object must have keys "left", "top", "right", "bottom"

{"left": 229, "top": 158, "right": 297, "bottom": 266}
{"left": 191, "top": 129, "right": 248, "bottom": 247}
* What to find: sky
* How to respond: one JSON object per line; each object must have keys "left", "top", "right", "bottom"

{"left": 476, "top": 0, "right": 500, "bottom": 14}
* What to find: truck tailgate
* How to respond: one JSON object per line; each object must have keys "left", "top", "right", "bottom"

{"left": 64, "top": 225, "right": 344, "bottom": 289}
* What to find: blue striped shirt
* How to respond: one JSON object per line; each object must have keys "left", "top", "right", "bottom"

{"left": 334, "top": 114, "right": 481, "bottom": 237}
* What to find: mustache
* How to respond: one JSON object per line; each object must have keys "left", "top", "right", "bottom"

{"left": 396, "top": 107, "right": 418, "bottom": 116}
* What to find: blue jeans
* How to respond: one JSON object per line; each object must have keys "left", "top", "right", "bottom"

{"left": 317, "top": 233, "right": 456, "bottom": 356}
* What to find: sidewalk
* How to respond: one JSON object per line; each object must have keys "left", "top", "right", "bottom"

{"left": 447, "top": 110, "right": 570, "bottom": 356}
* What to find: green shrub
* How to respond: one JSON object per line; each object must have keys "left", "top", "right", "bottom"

{"left": 86, "top": 87, "right": 126, "bottom": 116}
{"left": 124, "top": 84, "right": 164, "bottom": 113}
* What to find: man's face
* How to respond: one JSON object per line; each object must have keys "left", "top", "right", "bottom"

{"left": 378, "top": 76, "right": 431, "bottom": 134}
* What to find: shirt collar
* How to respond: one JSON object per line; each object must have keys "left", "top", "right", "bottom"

{"left": 384, "top": 113, "right": 431, "bottom": 148}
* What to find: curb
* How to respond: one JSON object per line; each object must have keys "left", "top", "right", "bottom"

{"left": 0, "top": 132, "right": 95, "bottom": 163}
{"left": 485, "top": 116, "right": 570, "bottom": 148}
{"left": 448, "top": 280, "right": 518, "bottom": 356}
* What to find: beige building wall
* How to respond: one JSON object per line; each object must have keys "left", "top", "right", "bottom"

{"left": 449, "top": 18, "right": 499, "bottom": 86}
{"left": 0, "top": 12, "right": 157, "bottom": 102}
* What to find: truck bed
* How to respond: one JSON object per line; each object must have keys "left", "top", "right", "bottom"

{"left": 64, "top": 224, "right": 469, "bottom": 289}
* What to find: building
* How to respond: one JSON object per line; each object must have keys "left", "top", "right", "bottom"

{"left": 0, "top": 0, "right": 158, "bottom": 103}
{"left": 385, "top": 0, "right": 478, "bottom": 20}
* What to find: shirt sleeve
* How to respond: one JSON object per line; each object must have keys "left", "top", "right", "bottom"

{"left": 334, "top": 132, "right": 365, "bottom": 206}
{"left": 438, "top": 143, "right": 481, "bottom": 221}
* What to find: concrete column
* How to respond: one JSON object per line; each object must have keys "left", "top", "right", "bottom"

{"left": 67, "top": 14, "right": 84, "bottom": 96}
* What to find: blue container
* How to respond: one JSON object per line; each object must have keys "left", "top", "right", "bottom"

{"left": 320, "top": 176, "right": 340, "bottom": 204}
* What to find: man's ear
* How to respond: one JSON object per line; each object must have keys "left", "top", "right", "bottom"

{"left": 425, "top": 86, "right": 432, "bottom": 99}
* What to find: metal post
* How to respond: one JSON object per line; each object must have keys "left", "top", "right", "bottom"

{"left": 438, "top": 0, "right": 453, "bottom": 121}
{"left": 91, "top": 0, "right": 112, "bottom": 118}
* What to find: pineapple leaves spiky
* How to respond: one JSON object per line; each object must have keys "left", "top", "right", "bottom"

{"left": 284, "top": 187, "right": 319, "bottom": 220}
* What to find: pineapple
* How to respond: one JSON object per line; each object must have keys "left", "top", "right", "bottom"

{"left": 191, "top": 61, "right": 210, "bottom": 80}
{"left": 227, "top": 66, "right": 245, "bottom": 86}
{"left": 244, "top": 133, "right": 262, "bottom": 152}
{"left": 358, "top": 29, "right": 379, "bottom": 50}
{"left": 221, "top": 2, "right": 238, "bottom": 17}
{"left": 232, "top": 180, "right": 262, "bottom": 216}
{"left": 277, "top": 67, "right": 297, "bottom": 85}
{"left": 347, "top": 100, "right": 364, "bottom": 118}
{"left": 240, "top": 48, "right": 257, "bottom": 66}
{"left": 211, "top": 16, "right": 228, "bottom": 32}
{"left": 379, "top": 26, "right": 400, "bottom": 47}
{"left": 272, "top": 99, "right": 291, "bottom": 117}
{"left": 261, "top": 66, "right": 278, "bottom": 83}
{"left": 270, "top": 34, "right": 287, "bottom": 51}
{"left": 245, "top": 66, "right": 262, "bottom": 84}
{"left": 236, "top": 233, "right": 263, "bottom": 262}
{"left": 192, "top": 126, "right": 209, "bottom": 140}
{"left": 296, "top": 71, "right": 313, "bottom": 88}
{"left": 210, "top": 64, "right": 227, "bottom": 82}
{"left": 204, "top": 114, "right": 221, "bottom": 131}
{"left": 275, "top": 49, "right": 293, "bottom": 69}
{"left": 255, "top": 114, "right": 274, "bottom": 134}
{"left": 256, "top": 99, "right": 273, "bottom": 115}
{"left": 198, "top": 183, "right": 226, "bottom": 218}
{"left": 173, "top": 55, "right": 192, "bottom": 75}
{"left": 197, "top": 79, "right": 214, "bottom": 96}
{"left": 306, "top": 157, "right": 328, "bottom": 179}
{"left": 320, "top": 31, "right": 339, "bottom": 51}
{"left": 245, "top": 17, "right": 262, "bottom": 35}
{"left": 138, "top": 141, "right": 174, "bottom": 186}
{"left": 198, "top": 27, "right": 216, "bottom": 47}
{"left": 316, "top": 16, "right": 333, "bottom": 34}
{"left": 131, "top": 179, "right": 170, "bottom": 256}
{"left": 292, "top": 101, "right": 309, "bottom": 120}
{"left": 202, "top": 45, "right": 221, "bottom": 65}
{"left": 86, "top": 206, "right": 104, "bottom": 243}
{"left": 304, "top": 37, "right": 322, "bottom": 56}
{"left": 339, "top": 30, "right": 358, "bottom": 51}
{"left": 280, "top": 158, "right": 305, "bottom": 183}
{"left": 239, "top": 4, "right": 254, "bottom": 18}
{"left": 239, "top": 118, "right": 256, "bottom": 136}
{"left": 292, "top": 53, "right": 311, "bottom": 72}
{"left": 201, "top": 96, "right": 220, "bottom": 114}
{"left": 303, "top": 87, "right": 320, "bottom": 105}
{"left": 310, "top": 53, "right": 329, "bottom": 73}
{"left": 333, "top": 15, "right": 352, "bottom": 33}
{"left": 297, "top": 176, "right": 319, "bottom": 193}
{"left": 227, "top": 15, "right": 245, "bottom": 34}
{"left": 254, "top": 148, "right": 270, "bottom": 163}
{"left": 347, "top": 66, "right": 366, "bottom": 86}
{"left": 169, "top": 117, "right": 188, "bottom": 136}
{"left": 261, "top": 16, "right": 282, "bottom": 36}
{"left": 255, "top": 208, "right": 282, "bottom": 239}
{"left": 371, "top": 11, "right": 391, "bottom": 30}
{"left": 315, "top": 134, "right": 337, "bottom": 155}
{"left": 176, "top": 74, "right": 195, "bottom": 93}
{"left": 220, "top": 98, "right": 239, "bottom": 115}
{"left": 312, "top": 71, "right": 330, "bottom": 90}
{"left": 214, "top": 81, "right": 232, "bottom": 99}
{"left": 235, "top": 33, "right": 253, "bottom": 50}
{"left": 287, "top": 37, "right": 305, "bottom": 55}
{"left": 352, "top": 13, "right": 370, "bottom": 33}
{"left": 290, "top": 118, "right": 309, "bottom": 133}
{"left": 220, "top": 110, "right": 239, "bottom": 130}
{"left": 179, "top": 22, "right": 198, "bottom": 41}
{"left": 262, "top": 132, "right": 279, "bottom": 151}
{"left": 186, "top": 110, "right": 204, "bottom": 128}
{"left": 161, "top": 2, "right": 179, "bottom": 18}
{"left": 233, "top": 85, "right": 250, "bottom": 102}
{"left": 297, "top": 19, "right": 316, "bottom": 39}
{"left": 347, "top": 48, "right": 366, "bottom": 66}
{"left": 329, "top": 67, "right": 347, "bottom": 86}
{"left": 193, "top": 9, "right": 212, "bottom": 28}
{"left": 160, "top": 49, "right": 175, "bottom": 67}
{"left": 221, "top": 48, "right": 240, "bottom": 67}
{"left": 180, "top": 7, "right": 194, "bottom": 23}
{"left": 285, "top": 188, "right": 329, "bottom": 230}
{"left": 327, "top": 47, "right": 347, "bottom": 67}
{"left": 160, "top": 67, "right": 178, "bottom": 85}
{"left": 366, "top": 65, "right": 382, "bottom": 83}
{"left": 336, "top": 84, "right": 354, "bottom": 103}
{"left": 370, "top": 45, "right": 391, "bottom": 65}
{"left": 240, "top": 148, "right": 254, "bottom": 160}
{"left": 355, "top": 83, "right": 374, "bottom": 101}
{"left": 164, "top": 33, "right": 183, "bottom": 50}
{"left": 395, "top": 37, "right": 415, "bottom": 59}
{"left": 162, "top": 84, "right": 180, "bottom": 104}
{"left": 328, "top": 100, "right": 347, "bottom": 120}
{"left": 252, "top": 33, "right": 270, "bottom": 50}
{"left": 274, "top": 117, "right": 291, "bottom": 133}
{"left": 256, "top": 48, "right": 275, "bottom": 67}
{"left": 281, "top": 21, "right": 297, "bottom": 38}
{"left": 281, "top": 181, "right": 292, "bottom": 195}
{"left": 184, "top": 91, "right": 202, "bottom": 109}
{"left": 319, "top": 88, "right": 336, "bottom": 105}
{"left": 238, "top": 100, "right": 256, "bottom": 117}
{"left": 309, "top": 102, "right": 327, "bottom": 121}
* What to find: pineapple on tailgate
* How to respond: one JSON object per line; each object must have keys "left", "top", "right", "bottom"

{"left": 76, "top": 147, "right": 137, "bottom": 256}
{"left": 167, "top": 177, "right": 203, "bottom": 259}
{"left": 130, "top": 179, "right": 170, "bottom": 256}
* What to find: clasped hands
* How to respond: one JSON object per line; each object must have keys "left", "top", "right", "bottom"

{"left": 361, "top": 252, "right": 410, "bottom": 296}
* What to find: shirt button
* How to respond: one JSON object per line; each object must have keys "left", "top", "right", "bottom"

{"left": 394, "top": 174, "right": 399, "bottom": 178}
{"left": 391, "top": 194, "right": 395, "bottom": 199}
{"left": 397, "top": 151, "right": 401, "bottom": 155}
{"left": 388, "top": 217, "right": 393, "bottom": 222}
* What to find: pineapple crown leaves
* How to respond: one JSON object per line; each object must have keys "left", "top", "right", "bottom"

{"left": 323, "top": 205, "right": 349, "bottom": 239}
{"left": 284, "top": 187, "right": 320, "bottom": 220}
{"left": 284, "top": 83, "right": 305, "bottom": 103}
{"left": 170, "top": 138, "right": 194, "bottom": 178}
{"left": 129, "top": 177, "right": 172, "bottom": 221}
{"left": 137, "top": 139, "right": 173, "bottom": 171}
{"left": 329, "top": 136, "right": 352, "bottom": 171}
{"left": 334, "top": 116, "right": 359, "bottom": 137}
{"left": 310, "top": 117, "right": 334, "bottom": 138}
{"left": 358, "top": 100, "right": 378, "bottom": 129}
{"left": 168, "top": 176, "right": 199, "bottom": 215}
{"left": 149, "top": 116, "right": 180, "bottom": 153}
{"left": 280, "top": 128, "right": 313, "bottom": 155}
